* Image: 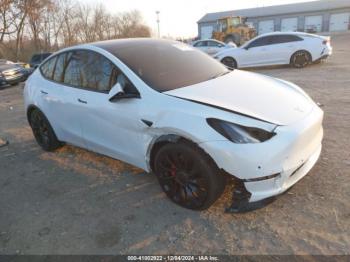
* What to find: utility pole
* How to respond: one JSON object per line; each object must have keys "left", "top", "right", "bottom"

{"left": 156, "top": 11, "right": 160, "bottom": 38}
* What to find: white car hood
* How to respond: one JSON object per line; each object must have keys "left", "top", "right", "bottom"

{"left": 165, "top": 70, "right": 314, "bottom": 126}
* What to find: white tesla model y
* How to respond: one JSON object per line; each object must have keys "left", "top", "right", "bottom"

{"left": 24, "top": 39, "right": 324, "bottom": 212}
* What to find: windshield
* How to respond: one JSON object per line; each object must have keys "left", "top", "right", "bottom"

{"left": 94, "top": 39, "right": 229, "bottom": 92}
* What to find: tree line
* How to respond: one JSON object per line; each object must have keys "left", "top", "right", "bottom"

{"left": 0, "top": 0, "right": 151, "bottom": 62}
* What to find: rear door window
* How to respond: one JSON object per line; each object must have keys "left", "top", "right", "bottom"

{"left": 40, "top": 56, "right": 57, "bottom": 80}
{"left": 52, "top": 53, "right": 67, "bottom": 82}
{"left": 270, "top": 35, "right": 303, "bottom": 44}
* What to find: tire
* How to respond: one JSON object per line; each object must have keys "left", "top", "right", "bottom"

{"left": 221, "top": 57, "right": 237, "bottom": 70}
{"left": 153, "top": 142, "right": 226, "bottom": 210}
{"left": 29, "top": 109, "right": 62, "bottom": 151}
{"left": 291, "top": 51, "right": 311, "bottom": 68}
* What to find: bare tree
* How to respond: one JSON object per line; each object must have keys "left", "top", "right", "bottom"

{"left": 0, "top": 0, "right": 15, "bottom": 43}
{"left": 0, "top": 0, "right": 151, "bottom": 61}
{"left": 27, "top": 0, "right": 54, "bottom": 51}
{"left": 118, "top": 10, "right": 151, "bottom": 38}
{"left": 11, "top": 0, "right": 30, "bottom": 60}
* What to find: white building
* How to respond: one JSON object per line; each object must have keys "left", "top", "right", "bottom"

{"left": 198, "top": 0, "right": 350, "bottom": 39}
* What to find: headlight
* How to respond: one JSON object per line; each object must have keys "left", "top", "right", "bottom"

{"left": 207, "top": 118, "right": 276, "bottom": 144}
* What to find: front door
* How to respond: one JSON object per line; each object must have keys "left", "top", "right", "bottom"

{"left": 240, "top": 36, "right": 271, "bottom": 67}
{"left": 65, "top": 49, "right": 147, "bottom": 168}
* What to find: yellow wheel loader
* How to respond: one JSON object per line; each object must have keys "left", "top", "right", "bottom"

{"left": 212, "top": 16, "right": 256, "bottom": 46}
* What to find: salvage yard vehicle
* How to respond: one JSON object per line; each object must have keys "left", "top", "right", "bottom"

{"left": 0, "top": 63, "right": 25, "bottom": 88}
{"left": 192, "top": 39, "right": 236, "bottom": 56}
{"left": 212, "top": 16, "right": 256, "bottom": 45}
{"left": 24, "top": 39, "right": 324, "bottom": 212}
{"left": 215, "top": 32, "right": 332, "bottom": 69}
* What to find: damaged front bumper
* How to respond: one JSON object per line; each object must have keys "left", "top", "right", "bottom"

{"left": 200, "top": 106, "right": 324, "bottom": 213}
{"left": 225, "top": 144, "right": 322, "bottom": 213}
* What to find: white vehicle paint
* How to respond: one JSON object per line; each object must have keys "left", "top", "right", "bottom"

{"left": 214, "top": 32, "right": 332, "bottom": 69}
{"left": 192, "top": 39, "right": 236, "bottom": 56}
{"left": 329, "top": 13, "right": 350, "bottom": 32}
{"left": 24, "top": 39, "right": 324, "bottom": 212}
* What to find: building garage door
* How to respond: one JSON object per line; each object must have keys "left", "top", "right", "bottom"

{"left": 258, "top": 20, "right": 274, "bottom": 35}
{"left": 304, "top": 15, "right": 323, "bottom": 33}
{"left": 281, "top": 17, "right": 298, "bottom": 31}
{"left": 200, "top": 26, "right": 214, "bottom": 39}
{"left": 330, "top": 13, "right": 350, "bottom": 31}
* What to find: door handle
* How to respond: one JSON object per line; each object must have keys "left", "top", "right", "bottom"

{"left": 40, "top": 90, "right": 48, "bottom": 95}
{"left": 78, "top": 98, "right": 87, "bottom": 104}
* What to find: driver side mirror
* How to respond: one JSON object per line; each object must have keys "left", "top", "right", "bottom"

{"left": 109, "top": 83, "right": 140, "bottom": 102}
{"left": 109, "top": 83, "right": 124, "bottom": 102}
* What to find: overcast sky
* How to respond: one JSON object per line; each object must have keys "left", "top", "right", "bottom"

{"left": 84, "top": 0, "right": 317, "bottom": 38}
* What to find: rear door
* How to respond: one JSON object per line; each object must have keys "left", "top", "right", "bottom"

{"left": 38, "top": 52, "right": 86, "bottom": 147}
{"left": 261, "top": 35, "right": 303, "bottom": 64}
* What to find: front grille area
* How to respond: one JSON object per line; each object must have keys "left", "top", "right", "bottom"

{"left": 2, "top": 68, "right": 22, "bottom": 81}
{"left": 3, "top": 68, "right": 21, "bottom": 76}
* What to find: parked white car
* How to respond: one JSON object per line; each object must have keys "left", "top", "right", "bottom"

{"left": 192, "top": 39, "right": 236, "bottom": 56}
{"left": 214, "top": 32, "right": 332, "bottom": 69}
{"left": 0, "top": 59, "right": 15, "bottom": 64}
{"left": 24, "top": 39, "right": 323, "bottom": 212}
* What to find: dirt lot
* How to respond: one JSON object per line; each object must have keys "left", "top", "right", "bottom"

{"left": 0, "top": 33, "right": 349, "bottom": 255}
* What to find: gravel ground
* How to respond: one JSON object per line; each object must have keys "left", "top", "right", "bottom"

{"left": 0, "top": 33, "right": 349, "bottom": 255}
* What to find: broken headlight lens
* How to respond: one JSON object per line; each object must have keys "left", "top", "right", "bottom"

{"left": 207, "top": 118, "right": 276, "bottom": 144}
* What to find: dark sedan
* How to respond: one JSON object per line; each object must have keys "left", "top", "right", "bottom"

{"left": 29, "top": 52, "right": 52, "bottom": 68}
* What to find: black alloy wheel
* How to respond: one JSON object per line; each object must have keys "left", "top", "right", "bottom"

{"left": 221, "top": 57, "right": 237, "bottom": 70}
{"left": 154, "top": 143, "right": 225, "bottom": 210}
{"left": 291, "top": 51, "right": 311, "bottom": 68}
{"left": 29, "top": 109, "right": 62, "bottom": 151}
